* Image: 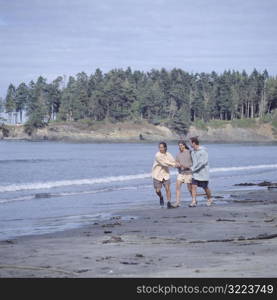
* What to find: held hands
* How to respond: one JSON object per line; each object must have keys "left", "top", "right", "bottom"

{"left": 180, "top": 164, "right": 191, "bottom": 170}
{"left": 174, "top": 162, "right": 191, "bottom": 170}
{"left": 175, "top": 162, "right": 181, "bottom": 168}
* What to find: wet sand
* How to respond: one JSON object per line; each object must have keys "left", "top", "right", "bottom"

{"left": 0, "top": 189, "right": 277, "bottom": 277}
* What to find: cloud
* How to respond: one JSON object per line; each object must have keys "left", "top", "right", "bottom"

{"left": 0, "top": 17, "right": 7, "bottom": 26}
{"left": 0, "top": 0, "right": 276, "bottom": 96}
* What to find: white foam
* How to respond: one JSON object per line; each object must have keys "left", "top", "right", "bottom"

{"left": 0, "top": 195, "right": 33, "bottom": 204}
{"left": 210, "top": 164, "right": 277, "bottom": 173}
{"left": 0, "top": 164, "right": 276, "bottom": 193}
{"left": 0, "top": 173, "right": 151, "bottom": 193}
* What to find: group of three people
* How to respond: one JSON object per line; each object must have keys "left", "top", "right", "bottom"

{"left": 152, "top": 137, "right": 213, "bottom": 208}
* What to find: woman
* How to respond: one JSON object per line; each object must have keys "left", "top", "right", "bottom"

{"left": 172, "top": 140, "right": 193, "bottom": 208}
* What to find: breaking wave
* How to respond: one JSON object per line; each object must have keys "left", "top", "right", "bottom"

{"left": 0, "top": 164, "right": 276, "bottom": 193}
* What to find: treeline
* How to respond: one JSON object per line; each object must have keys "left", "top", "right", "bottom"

{"left": 1, "top": 67, "right": 277, "bottom": 134}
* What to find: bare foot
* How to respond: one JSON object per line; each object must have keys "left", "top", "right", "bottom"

{"left": 207, "top": 199, "right": 213, "bottom": 206}
{"left": 189, "top": 201, "right": 197, "bottom": 207}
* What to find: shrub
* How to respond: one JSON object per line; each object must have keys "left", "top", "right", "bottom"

{"left": 231, "top": 118, "right": 257, "bottom": 128}
{"left": 206, "top": 120, "right": 230, "bottom": 129}
{"left": 193, "top": 119, "right": 208, "bottom": 131}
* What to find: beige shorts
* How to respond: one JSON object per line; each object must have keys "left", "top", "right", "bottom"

{"left": 153, "top": 178, "right": 171, "bottom": 189}
{"left": 177, "top": 173, "right": 192, "bottom": 184}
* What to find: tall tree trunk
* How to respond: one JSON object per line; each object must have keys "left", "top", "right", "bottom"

{"left": 241, "top": 104, "right": 244, "bottom": 119}
{"left": 106, "top": 104, "right": 110, "bottom": 120}
{"left": 259, "top": 82, "right": 266, "bottom": 118}
{"left": 51, "top": 104, "right": 54, "bottom": 120}
{"left": 267, "top": 101, "right": 272, "bottom": 114}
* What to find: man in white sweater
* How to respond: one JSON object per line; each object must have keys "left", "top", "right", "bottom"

{"left": 152, "top": 142, "right": 179, "bottom": 208}
{"left": 189, "top": 137, "right": 213, "bottom": 207}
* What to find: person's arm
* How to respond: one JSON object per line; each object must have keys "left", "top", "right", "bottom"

{"left": 167, "top": 152, "right": 178, "bottom": 167}
{"left": 191, "top": 151, "right": 208, "bottom": 173}
{"left": 155, "top": 153, "right": 176, "bottom": 167}
{"left": 175, "top": 155, "right": 181, "bottom": 168}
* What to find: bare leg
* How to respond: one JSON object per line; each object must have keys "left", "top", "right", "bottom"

{"left": 155, "top": 188, "right": 162, "bottom": 198}
{"left": 187, "top": 183, "right": 192, "bottom": 196}
{"left": 204, "top": 187, "right": 212, "bottom": 205}
{"left": 165, "top": 184, "right": 171, "bottom": 202}
{"left": 173, "top": 180, "right": 182, "bottom": 207}
{"left": 190, "top": 184, "right": 197, "bottom": 206}
{"left": 155, "top": 188, "right": 164, "bottom": 206}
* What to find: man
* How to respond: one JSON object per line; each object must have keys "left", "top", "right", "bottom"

{"left": 172, "top": 140, "right": 192, "bottom": 208}
{"left": 152, "top": 141, "right": 179, "bottom": 208}
{"left": 189, "top": 137, "right": 213, "bottom": 207}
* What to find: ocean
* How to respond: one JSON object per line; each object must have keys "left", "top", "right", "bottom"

{"left": 0, "top": 140, "right": 277, "bottom": 240}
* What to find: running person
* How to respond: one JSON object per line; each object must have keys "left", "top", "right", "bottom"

{"left": 152, "top": 142, "right": 179, "bottom": 208}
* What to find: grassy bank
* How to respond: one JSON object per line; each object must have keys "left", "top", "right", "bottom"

{"left": 1, "top": 113, "right": 277, "bottom": 142}
{"left": 193, "top": 111, "right": 277, "bottom": 134}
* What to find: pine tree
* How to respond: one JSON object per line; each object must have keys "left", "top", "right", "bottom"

{"left": 25, "top": 77, "right": 49, "bottom": 130}
{"left": 5, "top": 84, "right": 16, "bottom": 113}
{"left": 15, "top": 83, "right": 29, "bottom": 122}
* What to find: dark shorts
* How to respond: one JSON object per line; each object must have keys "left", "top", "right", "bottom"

{"left": 192, "top": 178, "right": 209, "bottom": 189}
{"left": 153, "top": 178, "right": 171, "bottom": 190}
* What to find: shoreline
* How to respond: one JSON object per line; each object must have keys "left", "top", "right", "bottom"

{"left": 1, "top": 188, "right": 277, "bottom": 277}
{"left": 0, "top": 186, "right": 266, "bottom": 242}
{"left": 1, "top": 138, "right": 277, "bottom": 144}
{"left": 0, "top": 186, "right": 267, "bottom": 242}
{"left": 2, "top": 137, "right": 277, "bottom": 144}
{"left": 1, "top": 121, "right": 276, "bottom": 143}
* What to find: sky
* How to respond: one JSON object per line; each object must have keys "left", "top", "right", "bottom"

{"left": 0, "top": 0, "right": 277, "bottom": 97}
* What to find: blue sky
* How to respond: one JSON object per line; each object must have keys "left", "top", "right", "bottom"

{"left": 0, "top": 0, "right": 276, "bottom": 97}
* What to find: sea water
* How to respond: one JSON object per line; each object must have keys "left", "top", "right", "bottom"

{"left": 0, "top": 141, "right": 277, "bottom": 240}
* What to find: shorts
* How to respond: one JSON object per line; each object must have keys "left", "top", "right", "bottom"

{"left": 192, "top": 178, "right": 209, "bottom": 189}
{"left": 177, "top": 173, "right": 192, "bottom": 184}
{"left": 153, "top": 178, "right": 171, "bottom": 189}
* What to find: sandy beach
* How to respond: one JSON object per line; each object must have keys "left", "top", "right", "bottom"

{"left": 0, "top": 188, "right": 277, "bottom": 278}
